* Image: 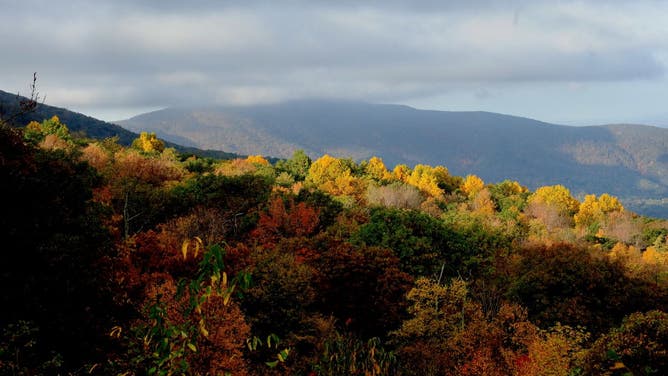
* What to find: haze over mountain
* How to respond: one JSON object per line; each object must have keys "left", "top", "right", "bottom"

{"left": 119, "top": 100, "right": 668, "bottom": 217}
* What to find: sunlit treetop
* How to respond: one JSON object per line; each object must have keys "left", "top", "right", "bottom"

{"left": 305, "top": 154, "right": 364, "bottom": 197}
{"left": 132, "top": 131, "right": 165, "bottom": 154}
{"left": 574, "top": 193, "right": 624, "bottom": 230}
{"left": 246, "top": 155, "right": 270, "bottom": 165}
{"left": 365, "top": 156, "right": 393, "bottom": 182}
{"left": 528, "top": 185, "right": 580, "bottom": 216}
{"left": 392, "top": 164, "right": 411, "bottom": 182}
{"left": 461, "top": 174, "right": 485, "bottom": 199}
{"left": 24, "top": 115, "right": 71, "bottom": 145}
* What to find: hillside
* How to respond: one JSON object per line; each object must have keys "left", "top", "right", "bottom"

{"left": 0, "top": 90, "right": 239, "bottom": 160}
{"left": 0, "top": 89, "right": 138, "bottom": 144}
{"left": 3, "top": 121, "right": 667, "bottom": 374}
{"left": 119, "top": 100, "right": 668, "bottom": 217}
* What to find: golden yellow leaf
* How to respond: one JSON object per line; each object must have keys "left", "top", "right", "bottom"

{"left": 181, "top": 240, "right": 189, "bottom": 260}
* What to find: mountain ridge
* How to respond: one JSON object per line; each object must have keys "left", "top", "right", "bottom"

{"left": 3, "top": 88, "right": 667, "bottom": 217}
{"left": 118, "top": 100, "right": 668, "bottom": 217}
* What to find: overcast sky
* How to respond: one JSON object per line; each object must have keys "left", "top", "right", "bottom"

{"left": 2, "top": 0, "right": 668, "bottom": 125}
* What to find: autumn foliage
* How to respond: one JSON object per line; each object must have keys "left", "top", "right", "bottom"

{"left": 2, "top": 120, "right": 668, "bottom": 375}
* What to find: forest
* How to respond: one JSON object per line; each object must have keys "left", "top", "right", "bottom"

{"left": 1, "top": 116, "right": 667, "bottom": 375}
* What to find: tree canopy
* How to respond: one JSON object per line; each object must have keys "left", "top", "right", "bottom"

{"left": 2, "top": 118, "right": 667, "bottom": 375}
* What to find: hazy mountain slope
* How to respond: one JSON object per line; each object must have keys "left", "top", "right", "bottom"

{"left": 119, "top": 100, "right": 667, "bottom": 201}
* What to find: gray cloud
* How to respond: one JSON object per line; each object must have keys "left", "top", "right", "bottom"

{"left": 1, "top": 0, "right": 666, "bottom": 119}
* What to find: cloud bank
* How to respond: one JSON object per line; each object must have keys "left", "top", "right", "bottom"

{"left": 1, "top": 0, "right": 666, "bottom": 122}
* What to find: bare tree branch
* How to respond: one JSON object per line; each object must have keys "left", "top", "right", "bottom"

{"left": 0, "top": 72, "right": 44, "bottom": 126}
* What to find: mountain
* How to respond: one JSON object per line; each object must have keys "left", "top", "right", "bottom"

{"left": 3, "top": 89, "right": 666, "bottom": 217}
{"left": 118, "top": 100, "right": 668, "bottom": 217}
{"left": 0, "top": 90, "right": 238, "bottom": 160}
{"left": 1, "top": 89, "right": 138, "bottom": 144}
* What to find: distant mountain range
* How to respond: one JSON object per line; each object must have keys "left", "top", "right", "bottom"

{"left": 0, "top": 90, "right": 238, "bottom": 160}
{"left": 117, "top": 100, "right": 668, "bottom": 217}
{"left": 3, "top": 88, "right": 668, "bottom": 217}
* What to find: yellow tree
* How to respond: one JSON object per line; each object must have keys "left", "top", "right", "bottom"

{"left": 216, "top": 159, "right": 257, "bottom": 176}
{"left": 432, "top": 166, "right": 451, "bottom": 186}
{"left": 306, "top": 154, "right": 347, "bottom": 187}
{"left": 574, "top": 193, "right": 624, "bottom": 233}
{"left": 393, "top": 164, "right": 411, "bottom": 182}
{"left": 132, "top": 131, "right": 165, "bottom": 153}
{"left": 405, "top": 164, "right": 444, "bottom": 199}
{"left": 641, "top": 246, "right": 668, "bottom": 283}
{"left": 246, "top": 155, "right": 270, "bottom": 166}
{"left": 393, "top": 277, "right": 473, "bottom": 340}
{"left": 525, "top": 185, "right": 580, "bottom": 236}
{"left": 598, "top": 193, "right": 624, "bottom": 212}
{"left": 528, "top": 185, "right": 580, "bottom": 216}
{"left": 365, "top": 156, "right": 393, "bottom": 182}
{"left": 462, "top": 175, "right": 485, "bottom": 199}
{"left": 306, "top": 154, "right": 363, "bottom": 197}
{"left": 215, "top": 158, "right": 275, "bottom": 178}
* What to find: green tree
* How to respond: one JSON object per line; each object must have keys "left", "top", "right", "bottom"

{"left": 23, "top": 116, "right": 72, "bottom": 146}
{"left": 352, "top": 207, "right": 455, "bottom": 276}
{"left": 276, "top": 149, "right": 312, "bottom": 181}
{"left": 489, "top": 180, "right": 529, "bottom": 219}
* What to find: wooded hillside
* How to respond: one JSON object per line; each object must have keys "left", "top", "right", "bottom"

{"left": 1, "top": 117, "right": 667, "bottom": 375}
{"left": 119, "top": 100, "right": 668, "bottom": 218}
